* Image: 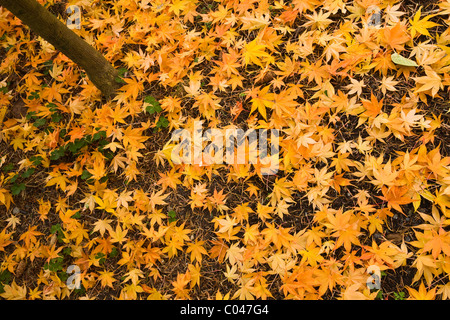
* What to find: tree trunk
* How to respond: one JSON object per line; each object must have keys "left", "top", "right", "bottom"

{"left": 0, "top": 0, "right": 119, "bottom": 99}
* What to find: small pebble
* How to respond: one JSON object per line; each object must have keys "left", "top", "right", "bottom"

{"left": 373, "top": 232, "right": 382, "bottom": 240}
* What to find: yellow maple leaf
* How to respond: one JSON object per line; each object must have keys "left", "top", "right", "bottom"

{"left": 407, "top": 282, "right": 436, "bottom": 300}
{"left": 242, "top": 40, "right": 273, "bottom": 67}
{"left": 98, "top": 270, "right": 116, "bottom": 288}
{"left": 409, "top": 7, "right": 439, "bottom": 38}
{"left": 249, "top": 85, "right": 274, "bottom": 120}
{"left": 0, "top": 280, "right": 27, "bottom": 300}
{"left": 118, "top": 77, "right": 144, "bottom": 100}
{"left": 186, "top": 240, "right": 208, "bottom": 263}
{"left": 148, "top": 189, "right": 169, "bottom": 212}
{"left": 94, "top": 196, "right": 117, "bottom": 214}
{"left": 413, "top": 67, "right": 443, "bottom": 97}
{"left": 188, "top": 263, "right": 201, "bottom": 288}
{"left": 110, "top": 224, "right": 128, "bottom": 244}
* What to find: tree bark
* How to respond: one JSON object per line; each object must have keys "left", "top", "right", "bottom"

{"left": 0, "top": 0, "right": 119, "bottom": 99}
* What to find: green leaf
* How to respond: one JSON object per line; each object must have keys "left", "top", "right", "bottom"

{"left": 26, "top": 111, "right": 37, "bottom": 120}
{"left": 391, "top": 53, "right": 418, "bottom": 67}
{"left": 115, "top": 67, "right": 128, "bottom": 84}
{"left": 109, "top": 247, "right": 119, "bottom": 258}
{"left": 57, "top": 270, "right": 69, "bottom": 283}
{"left": 33, "top": 118, "right": 47, "bottom": 128}
{"left": 46, "top": 103, "right": 58, "bottom": 112}
{"left": 0, "top": 270, "right": 12, "bottom": 294}
{"left": 81, "top": 169, "right": 93, "bottom": 180}
{"left": 50, "top": 147, "right": 66, "bottom": 160}
{"left": 44, "top": 257, "right": 64, "bottom": 272}
{"left": 51, "top": 112, "right": 63, "bottom": 123}
{"left": 156, "top": 116, "right": 169, "bottom": 128}
{"left": 30, "top": 156, "right": 43, "bottom": 166}
{"left": 168, "top": 210, "right": 177, "bottom": 223}
{"left": 117, "top": 67, "right": 128, "bottom": 76}
{"left": 115, "top": 76, "right": 126, "bottom": 84}
{"left": 144, "top": 96, "right": 162, "bottom": 114}
{"left": 394, "top": 291, "right": 405, "bottom": 300}
{"left": 21, "top": 168, "right": 35, "bottom": 179}
{"left": 67, "top": 139, "right": 87, "bottom": 154}
{"left": 92, "top": 130, "right": 106, "bottom": 141}
{"left": 376, "top": 290, "right": 383, "bottom": 299}
{"left": 9, "top": 174, "right": 19, "bottom": 184}
{"left": 28, "top": 91, "right": 40, "bottom": 100}
{"left": 0, "top": 270, "right": 12, "bottom": 283}
{"left": 1, "top": 163, "right": 14, "bottom": 173}
{"left": 59, "top": 128, "right": 67, "bottom": 139}
{"left": 84, "top": 134, "right": 93, "bottom": 143}
{"left": 11, "top": 183, "right": 25, "bottom": 195}
{"left": 51, "top": 223, "right": 62, "bottom": 234}
{"left": 95, "top": 253, "right": 106, "bottom": 264}
{"left": 71, "top": 211, "right": 81, "bottom": 219}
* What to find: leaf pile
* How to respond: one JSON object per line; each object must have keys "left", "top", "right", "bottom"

{"left": 0, "top": 0, "right": 450, "bottom": 300}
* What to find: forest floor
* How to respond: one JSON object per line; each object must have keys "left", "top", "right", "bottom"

{"left": 0, "top": 0, "right": 449, "bottom": 300}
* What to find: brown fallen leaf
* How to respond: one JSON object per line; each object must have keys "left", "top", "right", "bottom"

{"left": 15, "top": 259, "right": 27, "bottom": 278}
{"left": 386, "top": 233, "right": 403, "bottom": 244}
